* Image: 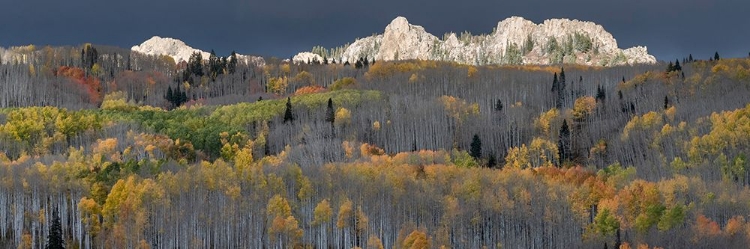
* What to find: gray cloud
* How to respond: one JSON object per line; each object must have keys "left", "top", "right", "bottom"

{"left": 1, "top": 0, "right": 747, "bottom": 60}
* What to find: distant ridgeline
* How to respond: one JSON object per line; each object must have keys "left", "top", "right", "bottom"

{"left": 294, "top": 16, "right": 657, "bottom": 66}
{"left": 2, "top": 20, "right": 750, "bottom": 249}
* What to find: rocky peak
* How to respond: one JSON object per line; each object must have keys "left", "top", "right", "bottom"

{"left": 131, "top": 36, "right": 264, "bottom": 66}
{"left": 132, "top": 36, "right": 209, "bottom": 63}
{"left": 298, "top": 16, "right": 656, "bottom": 66}
{"left": 377, "top": 16, "right": 438, "bottom": 61}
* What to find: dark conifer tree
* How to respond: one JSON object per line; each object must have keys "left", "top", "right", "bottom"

{"left": 666, "top": 61, "right": 674, "bottom": 72}
{"left": 495, "top": 99, "right": 504, "bottom": 112}
{"left": 228, "top": 51, "right": 238, "bottom": 74}
{"left": 558, "top": 120, "right": 571, "bottom": 165}
{"left": 664, "top": 95, "right": 670, "bottom": 110}
{"left": 688, "top": 54, "right": 694, "bottom": 62}
{"left": 674, "top": 59, "right": 682, "bottom": 71}
{"left": 283, "top": 97, "right": 294, "bottom": 124}
{"left": 470, "top": 134, "right": 482, "bottom": 159}
{"left": 488, "top": 154, "right": 497, "bottom": 168}
{"left": 166, "top": 86, "right": 174, "bottom": 105}
{"left": 188, "top": 52, "right": 204, "bottom": 77}
{"left": 46, "top": 209, "right": 64, "bottom": 249}
{"left": 714, "top": 51, "right": 721, "bottom": 61}
{"left": 325, "top": 98, "right": 335, "bottom": 124}
{"left": 551, "top": 72, "right": 559, "bottom": 92}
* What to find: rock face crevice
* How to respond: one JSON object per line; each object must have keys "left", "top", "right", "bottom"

{"left": 301, "top": 16, "right": 656, "bottom": 66}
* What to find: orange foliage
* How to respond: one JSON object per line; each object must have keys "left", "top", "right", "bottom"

{"left": 294, "top": 85, "right": 326, "bottom": 96}
{"left": 694, "top": 214, "right": 722, "bottom": 238}
{"left": 56, "top": 66, "right": 101, "bottom": 103}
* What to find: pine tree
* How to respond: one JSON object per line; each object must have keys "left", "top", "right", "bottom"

{"left": 551, "top": 72, "right": 559, "bottom": 92}
{"left": 688, "top": 54, "right": 694, "bottom": 62}
{"left": 558, "top": 120, "right": 571, "bottom": 165}
{"left": 188, "top": 52, "right": 204, "bottom": 77}
{"left": 325, "top": 98, "right": 335, "bottom": 124}
{"left": 674, "top": 59, "right": 682, "bottom": 71}
{"left": 596, "top": 85, "right": 606, "bottom": 102}
{"left": 666, "top": 61, "right": 674, "bottom": 72}
{"left": 284, "top": 97, "right": 294, "bottom": 124}
{"left": 166, "top": 86, "right": 174, "bottom": 106}
{"left": 470, "top": 134, "right": 482, "bottom": 159}
{"left": 228, "top": 51, "right": 238, "bottom": 74}
{"left": 488, "top": 154, "right": 497, "bottom": 168}
{"left": 495, "top": 99, "right": 504, "bottom": 112}
{"left": 46, "top": 209, "right": 64, "bottom": 249}
{"left": 714, "top": 51, "right": 720, "bottom": 61}
{"left": 664, "top": 95, "right": 670, "bottom": 110}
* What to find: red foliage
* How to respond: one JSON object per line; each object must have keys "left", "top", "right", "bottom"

{"left": 56, "top": 66, "right": 101, "bottom": 103}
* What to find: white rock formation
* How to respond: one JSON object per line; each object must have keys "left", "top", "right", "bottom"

{"left": 299, "top": 16, "right": 656, "bottom": 66}
{"left": 292, "top": 52, "right": 324, "bottom": 64}
{"left": 132, "top": 36, "right": 264, "bottom": 66}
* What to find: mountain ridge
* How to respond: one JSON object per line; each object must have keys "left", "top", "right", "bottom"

{"left": 131, "top": 36, "right": 265, "bottom": 66}
{"left": 297, "top": 16, "right": 656, "bottom": 66}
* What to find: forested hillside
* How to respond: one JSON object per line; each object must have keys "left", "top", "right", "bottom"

{"left": 1, "top": 44, "right": 750, "bottom": 249}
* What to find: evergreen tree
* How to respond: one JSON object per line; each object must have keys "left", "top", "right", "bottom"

{"left": 666, "top": 61, "right": 674, "bottom": 72}
{"left": 208, "top": 50, "right": 221, "bottom": 80}
{"left": 188, "top": 52, "right": 204, "bottom": 77}
{"left": 495, "top": 99, "right": 504, "bottom": 112}
{"left": 558, "top": 120, "right": 571, "bottom": 165}
{"left": 596, "top": 85, "right": 606, "bottom": 102}
{"left": 488, "top": 154, "right": 497, "bottom": 168}
{"left": 325, "top": 98, "right": 335, "bottom": 124}
{"left": 664, "top": 95, "right": 670, "bottom": 110}
{"left": 323, "top": 56, "right": 329, "bottom": 65}
{"left": 355, "top": 58, "right": 363, "bottom": 69}
{"left": 166, "top": 86, "right": 174, "bottom": 105}
{"left": 283, "top": 97, "right": 294, "bottom": 124}
{"left": 674, "top": 59, "right": 682, "bottom": 71}
{"left": 714, "top": 51, "right": 721, "bottom": 61}
{"left": 559, "top": 67, "right": 566, "bottom": 89}
{"left": 551, "top": 72, "right": 559, "bottom": 92}
{"left": 228, "top": 51, "right": 238, "bottom": 74}
{"left": 688, "top": 54, "right": 694, "bottom": 62}
{"left": 470, "top": 134, "right": 482, "bottom": 159}
{"left": 46, "top": 209, "right": 64, "bottom": 249}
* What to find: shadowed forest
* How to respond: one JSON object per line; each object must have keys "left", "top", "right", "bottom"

{"left": 2, "top": 44, "right": 750, "bottom": 249}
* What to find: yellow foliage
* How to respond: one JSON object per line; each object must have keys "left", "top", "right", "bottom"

{"left": 292, "top": 71, "right": 315, "bottom": 85}
{"left": 622, "top": 111, "right": 663, "bottom": 140}
{"left": 403, "top": 230, "right": 431, "bottom": 249}
{"left": 467, "top": 66, "right": 478, "bottom": 78}
{"left": 373, "top": 121, "right": 381, "bottom": 131}
{"left": 505, "top": 145, "right": 530, "bottom": 169}
{"left": 572, "top": 96, "right": 597, "bottom": 121}
{"left": 313, "top": 199, "right": 333, "bottom": 225}
{"left": 535, "top": 108, "right": 559, "bottom": 136}
{"left": 101, "top": 91, "right": 138, "bottom": 111}
{"left": 343, "top": 141, "right": 355, "bottom": 158}
{"left": 440, "top": 95, "right": 480, "bottom": 122}
{"left": 267, "top": 76, "right": 288, "bottom": 95}
{"left": 337, "top": 199, "right": 354, "bottom": 228}
{"left": 335, "top": 107, "right": 352, "bottom": 126}
{"left": 330, "top": 77, "right": 356, "bottom": 90}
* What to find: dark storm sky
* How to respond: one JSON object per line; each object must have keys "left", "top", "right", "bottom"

{"left": 2, "top": 0, "right": 747, "bottom": 61}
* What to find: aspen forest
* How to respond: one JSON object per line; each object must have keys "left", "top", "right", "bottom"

{"left": 3, "top": 44, "right": 750, "bottom": 249}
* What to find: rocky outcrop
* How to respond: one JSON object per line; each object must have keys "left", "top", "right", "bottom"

{"left": 132, "top": 36, "right": 264, "bottom": 66}
{"left": 298, "top": 16, "right": 656, "bottom": 66}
